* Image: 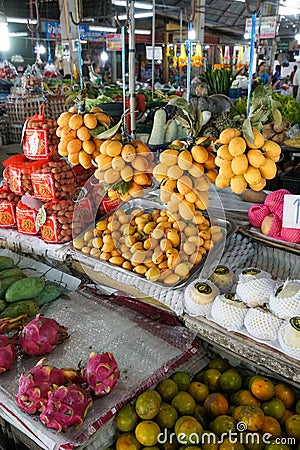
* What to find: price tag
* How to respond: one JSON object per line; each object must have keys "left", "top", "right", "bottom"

{"left": 282, "top": 194, "right": 300, "bottom": 229}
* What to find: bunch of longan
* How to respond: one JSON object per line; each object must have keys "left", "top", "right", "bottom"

{"left": 56, "top": 107, "right": 111, "bottom": 170}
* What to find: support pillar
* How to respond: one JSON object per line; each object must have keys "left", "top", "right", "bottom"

{"left": 59, "top": 0, "right": 80, "bottom": 76}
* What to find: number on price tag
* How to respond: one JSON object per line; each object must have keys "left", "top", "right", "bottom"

{"left": 282, "top": 194, "right": 300, "bottom": 229}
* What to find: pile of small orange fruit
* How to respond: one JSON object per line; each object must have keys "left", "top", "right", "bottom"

{"left": 56, "top": 106, "right": 111, "bottom": 169}
{"left": 153, "top": 138, "right": 218, "bottom": 221}
{"left": 73, "top": 206, "right": 223, "bottom": 285}
{"left": 215, "top": 128, "right": 281, "bottom": 194}
{"left": 93, "top": 137, "right": 154, "bottom": 202}
{"left": 113, "top": 357, "right": 300, "bottom": 450}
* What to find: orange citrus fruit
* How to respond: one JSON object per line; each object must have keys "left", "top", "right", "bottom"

{"left": 204, "top": 393, "right": 228, "bottom": 418}
{"left": 232, "top": 390, "right": 261, "bottom": 408}
{"left": 296, "top": 400, "right": 300, "bottom": 414}
{"left": 155, "top": 379, "right": 178, "bottom": 402}
{"left": 209, "top": 414, "right": 236, "bottom": 437}
{"left": 264, "top": 441, "right": 292, "bottom": 450}
{"left": 116, "top": 404, "right": 139, "bottom": 432}
{"left": 219, "top": 370, "right": 243, "bottom": 393}
{"left": 171, "top": 391, "right": 196, "bottom": 416}
{"left": 187, "top": 381, "right": 209, "bottom": 402}
{"left": 249, "top": 376, "right": 275, "bottom": 401}
{"left": 116, "top": 432, "right": 142, "bottom": 450}
{"left": 201, "top": 430, "right": 219, "bottom": 450}
{"left": 262, "top": 398, "right": 285, "bottom": 420}
{"left": 219, "top": 437, "right": 245, "bottom": 449}
{"left": 274, "top": 384, "right": 295, "bottom": 409}
{"left": 285, "top": 414, "right": 300, "bottom": 442}
{"left": 262, "top": 416, "right": 281, "bottom": 439}
{"left": 135, "top": 420, "right": 161, "bottom": 447}
{"left": 240, "top": 432, "right": 264, "bottom": 450}
{"left": 135, "top": 390, "right": 161, "bottom": 420}
{"left": 208, "top": 358, "right": 229, "bottom": 373}
{"left": 170, "top": 371, "right": 190, "bottom": 391}
{"left": 155, "top": 402, "right": 178, "bottom": 429}
{"left": 174, "top": 415, "right": 203, "bottom": 445}
{"left": 233, "top": 405, "right": 264, "bottom": 431}
{"left": 202, "top": 369, "right": 222, "bottom": 392}
{"left": 193, "top": 404, "right": 207, "bottom": 429}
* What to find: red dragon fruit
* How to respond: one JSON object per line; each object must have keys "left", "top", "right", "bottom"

{"left": 40, "top": 384, "right": 93, "bottom": 431}
{"left": 83, "top": 352, "right": 120, "bottom": 396}
{"left": 0, "top": 335, "right": 17, "bottom": 374}
{"left": 16, "top": 359, "right": 70, "bottom": 414}
{"left": 19, "top": 314, "right": 68, "bottom": 356}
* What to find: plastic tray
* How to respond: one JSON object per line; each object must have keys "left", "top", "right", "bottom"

{"left": 72, "top": 198, "right": 237, "bottom": 290}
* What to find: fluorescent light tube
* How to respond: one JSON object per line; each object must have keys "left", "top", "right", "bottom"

{"left": 118, "top": 12, "right": 153, "bottom": 19}
{"left": 89, "top": 26, "right": 117, "bottom": 32}
{"left": 7, "top": 17, "right": 37, "bottom": 24}
{"left": 9, "top": 32, "right": 29, "bottom": 37}
{"left": 135, "top": 29, "right": 151, "bottom": 34}
{"left": 112, "top": 0, "right": 152, "bottom": 9}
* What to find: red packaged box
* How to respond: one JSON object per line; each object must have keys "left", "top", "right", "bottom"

{"left": 16, "top": 200, "right": 40, "bottom": 235}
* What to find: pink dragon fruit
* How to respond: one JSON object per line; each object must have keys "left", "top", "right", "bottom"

{"left": 40, "top": 384, "right": 93, "bottom": 431}
{"left": 83, "top": 352, "right": 120, "bottom": 396}
{"left": 16, "top": 359, "right": 70, "bottom": 414}
{"left": 19, "top": 314, "right": 68, "bottom": 356}
{"left": 0, "top": 335, "right": 17, "bottom": 374}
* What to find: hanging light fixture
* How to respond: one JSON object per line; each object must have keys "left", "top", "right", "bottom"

{"left": 0, "top": 1, "right": 9, "bottom": 52}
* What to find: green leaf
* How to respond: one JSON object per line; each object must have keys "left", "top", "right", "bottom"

{"left": 110, "top": 180, "right": 131, "bottom": 194}
{"left": 242, "top": 118, "right": 254, "bottom": 144}
{"left": 95, "top": 119, "right": 122, "bottom": 139}
{"left": 89, "top": 125, "right": 106, "bottom": 137}
{"left": 175, "top": 116, "right": 191, "bottom": 130}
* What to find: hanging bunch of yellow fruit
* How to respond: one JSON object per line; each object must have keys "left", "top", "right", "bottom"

{"left": 215, "top": 127, "right": 281, "bottom": 194}
{"left": 191, "top": 43, "right": 203, "bottom": 67}
{"left": 165, "top": 44, "right": 171, "bottom": 57}
{"left": 178, "top": 43, "right": 188, "bottom": 68}
{"left": 172, "top": 44, "right": 178, "bottom": 68}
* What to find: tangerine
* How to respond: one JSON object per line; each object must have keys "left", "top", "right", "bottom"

{"left": 249, "top": 376, "right": 275, "bottom": 401}
{"left": 234, "top": 390, "right": 261, "bottom": 408}
{"left": 208, "top": 358, "right": 229, "bottom": 373}
{"left": 116, "top": 404, "right": 139, "bottom": 432}
{"left": 241, "top": 432, "right": 264, "bottom": 450}
{"left": 204, "top": 393, "right": 228, "bottom": 418}
{"left": 201, "top": 430, "right": 219, "bottom": 450}
{"left": 285, "top": 414, "right": 300, "bottom": 442}
{"left": 280, "top": 409, "right": 294, "bottom": 426}
{"left": 174, "top": 415, "right": 203, "bottom": 445}
{"left": 219, "top": 370, "right": 243, "bottom": 393}
{"left": 262, "top": 398, "right": 286, "bottom": 420}
{"left": 116, "top": 432, "right": 142, "bottom": 450}
{"left": 219, "top": 437, "right": 245, "bottom": 450}
{"left": 135, "top": 420, "right": 161, "bottom": 447}
{"left": 135, "top": 389, "right": 161, "bottom": 420}
{"left": 193, "top": 404, "right": 207, "bottom": 429}
{"left": 233, "top": 405, "right": 264, "bottom": 431}
{"left": 209, "top": 414, "right": 236, "bottom": 437}
{"left": 156, "top": 379, "right": 179, "bottom": 401}
{"left": 202, "top": 369, "right": 222, "bottom": 392}
{"left": 261, "top": 416, "right": 281, "bottom": 439}
{"left": 264, "top": 441, "right": 292, "bottom": 450}
{"left": 274, "top": 384, "right": 295, "bottom": 409}
{"left": 170, "top": 371, "right": 190, "bottom": 391}
{"left": 188, "top": 381, "right": 209, "bottom": 402}
{"left": 155, "top": 402, "right": 178, "bottom": 429}
{"left": 296, "top": 400, "right": 300, "bottom": 414}
{"left": 171, "top": 391, "right": 196, "bottom": 416}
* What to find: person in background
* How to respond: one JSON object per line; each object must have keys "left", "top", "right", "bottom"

{"left": 272, "top": 64, "right": 281, "bottom": 90}
{"left": 252, "top": 61, "right": 270, "bottom": 90}
{"left": 291, "top": 65, "right": 298, "bottom": 83}
{"left": 293, "top": 65, "right": 300, "bottom": 103}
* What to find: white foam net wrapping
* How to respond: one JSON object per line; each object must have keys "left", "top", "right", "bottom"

{"left": 278, "top": 321, "right": 300, "bottom": 359}
{"left": 211, "top": 295, "right": 248, "bottom": 331}
{"left": 237, "top": 268, "right": 272, "bottom": 284}
{"left": 244, "top": 308, "right": 282, "bottom": 341}
{"left": 236, "top": 277, "right": 278, "bottom": 307}
{"left": 183, "top": 280, "right": 219, "bottom": 317}
{"left": 269, "top": 281, "right": 300, "bottom": 320}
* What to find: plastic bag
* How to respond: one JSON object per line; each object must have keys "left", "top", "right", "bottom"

{"left": 0, "top": 188, "right": 21, "bottom": 228}
{"left": 21, "top": 64, "right": 43, "bottom": 92}
{"left": 2, "top": 155, "right": 45, "bottom": 196}
{"left": 23, "top": 104, "right": 59, "bottom": 160}
{"left": 41, "top": 200, "right": 74, "bottom": 243}
{"left": 0, "top": 60, "right": 17, "bottom": 79}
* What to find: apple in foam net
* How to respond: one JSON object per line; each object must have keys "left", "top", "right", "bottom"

{"left": 261, "top": 214, "right": 282, "bottom": 237}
